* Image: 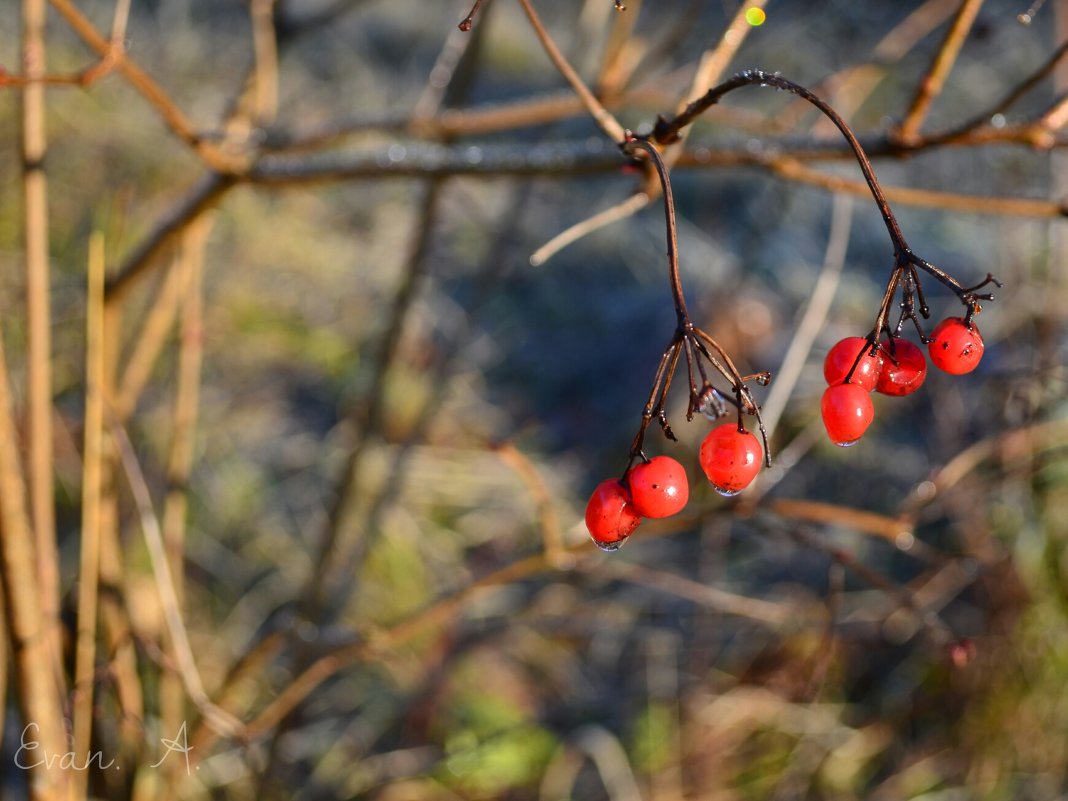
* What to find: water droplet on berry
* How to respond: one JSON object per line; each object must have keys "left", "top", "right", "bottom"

{"left": 714, "top": 486, "right": 741, "bottom": 498}
{"left": 835, "top": 439, "right": 859, "bottom": 448}
{"left": 593, "top": 538, "right": 627, "bottom": 553}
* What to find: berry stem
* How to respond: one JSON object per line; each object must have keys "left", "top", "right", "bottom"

{"left": 629, "top": 337, "right": 684, "bottom": 462}
{"left": 457, "top": 0, "right": 485, "bottom": 31}
{"left": 621, "top": 137, "right": 689, "bottom": 326}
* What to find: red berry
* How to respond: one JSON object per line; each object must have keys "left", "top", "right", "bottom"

{"left": 821, "top": 383, "right": 875, "bottom": 446}
{"left": 927, "top": 317, "right": 984, "bottom": 375}
{"left": 627, "top": 456, "right": 689, "bottom": 518}
{"left": 823, "top": 336, "right": 883, "bottom": 390}
{"left": 875, "top": 338, "right": 927, "bottom": 396}
{"left": 585, "top": 479, "right": 641, "bottom": 548}
{"left": 699, "top": 424, "right": 763, "bottom": 496}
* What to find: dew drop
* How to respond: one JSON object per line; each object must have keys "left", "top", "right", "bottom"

{"left": 835, "top": 439, "right": 859, "bottom": 448}
{"left": 594, "top": 538, "right": 627, "bottom": 552}
{"left": 698, "top": 385, "right": 726, "bottom": 420}
{"left": 387, "top": 144, "right": 406, "bottom": 163}
{"left": 714, "top": 486, "right": 741, "bottom": 498}
{"left": 990, "top": 113, "right": 1006, "bottom": 129}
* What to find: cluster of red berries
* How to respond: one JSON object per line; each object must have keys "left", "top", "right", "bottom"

{"left": 584, "top": 424, "right": 763, "bottom": 549}
{"left": 820, "top": 317, "right": 985, "bottom": 446}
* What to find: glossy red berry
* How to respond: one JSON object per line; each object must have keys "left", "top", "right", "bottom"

{"left": 627, "top": 456, "right": 689, "bottom": 518}
{"left": 821, "top": 383, "right": 875, "bottom": 446}
{"left": 875, "top": 338, "right": 927, "bottom": 396}
{"left": 823, "top": 336, "right": 883, "bottom": 391}
{"left": 585, "top": 479, "right": 642, "bottom": 548}
{"left": 699, "top": 424, "right": 763, "bottom": 496}
{"left": 928, "top": 317, "right": 984, "bottom": 375}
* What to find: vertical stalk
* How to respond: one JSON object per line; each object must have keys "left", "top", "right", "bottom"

{"left": 22, "top": 0, "right": 62, "bottom": 688}
{"left": 99, "top": 301, "right": 147, "bottom": 760}
{"left": 250, "top": 0, "right": 279, "bottom": 124}
{"left": 72, "top": 233, "right": 106, "bottom": 801}
{"left": 622, "top": 140, "right": 688, "bottom": 323}
{"left": 0, "top": 329, "right": 68, "bottom": 801}
{"left": 159, "top": 216, "right": 211, "bottom": 786}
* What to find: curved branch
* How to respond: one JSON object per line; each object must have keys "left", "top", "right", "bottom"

{"left": 620, "top": 139, "right": 688, "bottom": 322}
{"left": 654, "top": 70, "right": 910, "bottom": 255}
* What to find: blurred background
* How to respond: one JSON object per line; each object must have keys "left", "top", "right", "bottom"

{"left": 2, "top": 0, "right": 1067, "bottom": 798}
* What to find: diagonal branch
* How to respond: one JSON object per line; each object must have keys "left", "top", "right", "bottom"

{"left": 896, "top": 0, "right": 985, "bottom": 142}
{"left": 514, "top": 0, "right": 626, "bottom": 142}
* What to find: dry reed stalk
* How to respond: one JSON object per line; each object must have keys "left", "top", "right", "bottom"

{"left": 22, "top": 0, "right": 62, "bottom": 695}
{"left": 0, "top": 327, "right": 69, "bottom": 800}
{"left": 158, "top": 216, "right": 212, "bottom": 781}
{"left": 71, "top": 233, "right": 106, "bottom": 801}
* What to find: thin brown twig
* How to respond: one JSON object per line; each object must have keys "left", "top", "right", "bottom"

{"left": 250, "top": 0, "right": 279, "bottom": 124}
{"left": 757, "top": 193, "right": 853, "bottom": 442}
{"left": 493, "top": 441, "right": 571, "bottom": 568}
{"left": 190, "top": 636, "right": 286, "bottom": 756}
{"left": 112, "top": 260, "right": 186, "bottom": 420}
{"left": 784, "top": 524, "right": 954, "bottom": 646}
{"left": 238, "top": 137, "right": 1068, "bottom": 217}
{"left": 755, "top": 153, "right": 1068, "bottom": 219}
{"left": 96, "top": 301, "right": 147, "bottom": 752}
{"left": 0, "top": 56, "right": 119, "bottom": 87}
{"left": 108, "top": 417, "right": 246, "bottom": 740}
{"left": 269, "top": 82, "right": 673, "bottom": 150}
{"left": 48, "top": 0, "right": 246, "bottom": 172}
{"left": 666, "top": 0, "right": 768, "bottom": 158}
{"left": 775, "top": 0, "right": 961, "bottom": 133}
{"left": 766, "top": 498, "right": 913, "bottom": 546}
{"left": 932, "top": 38, "right": 1068, "bottom": 145}
{"left": 1039, "top": 92, "right": 1068, "bottom": 138}
{"left": 529, "top": 191, "right": 651, "bottom": 265}
{"left": 159, "top": 215, "right": 212, "bottom": 774}
{"left": 897, "top": 417, "right": 1068, "bottom": 521}
{"left": 514, "top": 0, "right": 627, "bottom": 142}
{"left": 896, "top": 0, "right": 985, "bottom": 142}
{"left": 595, "top": 0, "right": 642, "bottom": 95}
{"left": 106, "top": 172, "right": 235, "bottom": 305}
{"left": 4, "top": 0, "right": 128, "bottom": 91}
{"left": 535, "top": 0, "right": 770, "bottom": 265}
{"left": 606, "top": 561, "right": 795, "bottom": 626}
